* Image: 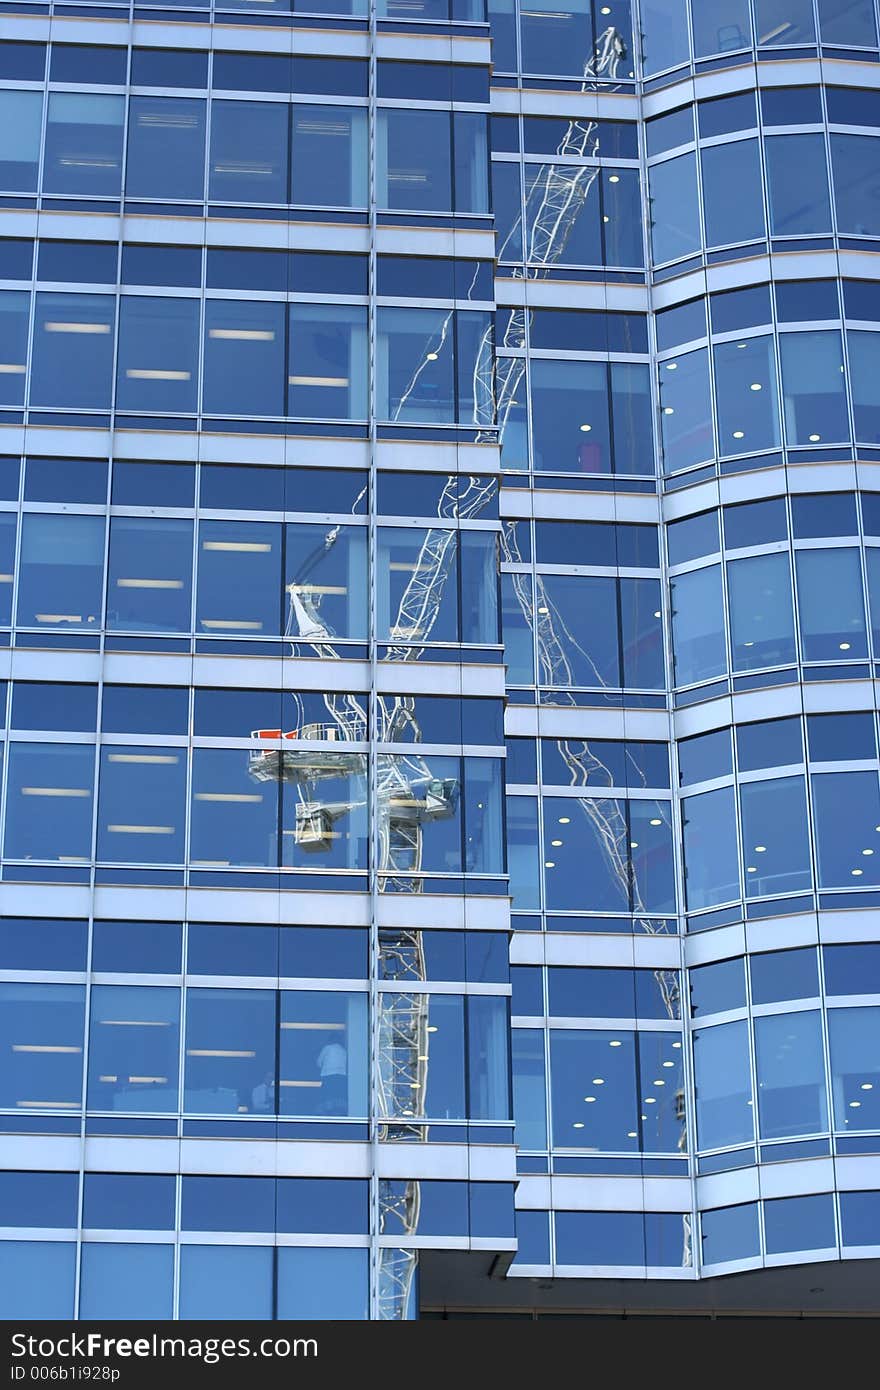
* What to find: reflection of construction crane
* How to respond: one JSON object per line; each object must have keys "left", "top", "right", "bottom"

{"left": 485, "top": 28, "right": 691, "bottom": 1269}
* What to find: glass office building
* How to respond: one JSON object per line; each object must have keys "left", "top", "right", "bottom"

{"left": 0, "top": 0, "right": 878, "bottom": 1321}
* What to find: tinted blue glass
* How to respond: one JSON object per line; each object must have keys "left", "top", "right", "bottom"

{"left": 182, "top": 1176, "right": 275, "bottom": 1231}
{"left": 184, "top": 988, "right": 275, "bottom": 1115}
{"left": 179, "top": 1246, "right": 273, "bottom": 1321}
{"left": 16, "top": 517, "right": 103, "bottom": 631}
{"left": 276, "top": 1179, "right": 369, "bottom": 1234}
{"left": 213, "top": 52, "right": 291, "bottom": 92}
{"left": 765, "top": 133, "right": 832, "bottom": 233}
{"left": 813, "top": 771, "right": 880, "bottom": 887}
{"left": 741, "top": 775, "right": 812, "bottom": 897}
{"left": 698, "top": 92, "right": 757, "bottom": 138}
{"left": 293, "top": 56, "right": 368, "bottom": 97}
{"left": 383, "top": 1180, "right": 469, "bottom": 1236}
{"left": 755, "top": 1008, "right": 827, "bottom": 1138}
{"left": 24, "top": 457, "right": 107, "bottom": 504}
{"left": 792, "top": 492, "right": 857, "bottom": 538}
{"left": 0, "top": 92, "right": 41, "bottom": 192}
{"left": 111, "top": 461, "right": 195, "bottom": 507}
{"left": 0, "top": 240, "right": 32, "bottom": 279}
{"left": 0, "top": 983, "right": 85, "bottom": 1111}
{"left": 31, "top": 294, "right": 115, "bottom": 409}
{"left": 101, "top": 686, "right": 189, "bottom": 736}
{"left": 50, "top": 44, "right": 126, "bottom": 84}
{"left": 710, "top": 284, "right": 772, "bottom": 333}
{"left": 646, "top": 108, "right": 693, "bottom": 156}
{"left": 277, "top": 1248, "right": 368, "bottom": 1321}
{"left": 0, "top": 919, "right": 87, "bottom": 972}
{"left": 116, "top": 298, "right": 199, "bottom": 413}
{"left": 0, "top": 1171, "right": 78, "bottom": 1227}
{"left": 4, "top": 744, "right": 95, "bottom": 861}
{"left": 693, "top": 1019, "right": 753, "bottom": 1148}
{"left": 79, "top": 1244, "right": 173, "bottom": 1320}
{"left": 796, "top": 548, "right": 867, "bottom": 657}
{"left": 43, "top": 93, "right": 124, "bottom": 196}
{"left": 824, "top": 944, "right": 880, "bottom": 995}
{"left": 466, "top": 933, "right": 508, "bottom": 983}
{"left": 97, "top": 745, "right": 187, "bottom": 864}
{"left": 671, "top": 566, "right": 726, "bottom": 685}
{"left": 188, "top": 924, "right": 278, "bottom": 977}
{"left": 126, "top": 98, "right": 206, "bottom": 200}
{"left": 291, "top": 105, "right": 367, "bottom": 208}
{"left": 112, "top": 514, "right": 192, "bottom": 637}
{"left": 667, "top": 512, "right": 719, "bottom": 565}
{"left": 678, "top": 729, "right": 732, "bottom": 784}
{"left": 534, "top": 521, "right": 616, "bottom": 567}
{"left": 828, "top": 1007, "right": 880, "bottom": 1128}
{"left": 776, "top": 280, "right": 840, "bottom": 323}
{"left": 209, "top": 101, "right": 289, "bottom": 204}
{"left": 0, "top": 42, "right": 45, "bottom": 80}
{"left": 808, "top": 712, "right": 876, "bottom": 761}
{"left": 82, "top": 1174, "right": 175, "bottom": 1230}
{"left": 723, "top": 497, "right": 788, "bottom": 548}
{"left": 38, "top": 241, "right": 117, "bottom": 284}
{"left": 203, "top": 301, "right": 285, "bottom": 416}
{"left": 834, "top": 133, "right": 880, "bottom": 235}
{"left": 122, "top": 244, "right": 201, "bottom": 288}
{"left": 645, "top": 1213, "right": 689, "bottom": 1268}
{"left": 11, "top": 682, "right": 97, "bottom": 732}
{"left": 514, "top": 1209, "right": 551, "bottom": 1264}
{"left": 0, "top": 1243, "right": 75, "bottom": 1319}
{"left": 844, "top": 278, "right": 880, "bottom": 319}
{"left": 736, "top": 718, "right": 803, "bottom": 772}
{"left": 839, "top": 1191, "right": 880, "bottom": 1245}
{"left": 0, "top": 460, "right": 19, "bottom": 502}
{"left": 702, "top": 138, "right": 766, "bottom": 247}
{"left": 701, "top": 1203, "right": 760, "bottom": 1263}
{"left": 818, "top": 0, "right": 877, "bottom": 46}
{"left": 511, "top": 966, "right": 543, "bottom": 1015}
{"left": 291, "top": 252, "right": 368, "bottom": 296}
{"left": 91, "top": 920, "right": 182, "bottom": 974}
{"left": 761, "top": 87, "right": 823, "bottom": 125}
{"left": 550, "top": 1030, "right": 639, "bottom": 1151}
{"left": 555, "top": 1210, "right": 645, "bottom": 1266}
{"left": 206, "top": 249, "right": 287, "bottom": 292}
{"left": 549, "top": 967, "right": 635, "bottom": 1018}
{"left": 750, "top": 947, "right": 819, "bottom": 1004}
{"left": 689, "top": 958, "right": 745, "bottom": 1016}
{"left": 130, "top": 48, "right": 209, "bottom": 88}
{"left": 87, "top": 985, "right": 180, "bottom": 1114}
{"left": 650, "top": 153, "right": 700, "bottom": 263}
{"left": 625, "top": 742, "right": 670, "bottom": 789}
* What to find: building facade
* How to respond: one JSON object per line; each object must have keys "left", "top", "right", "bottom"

{"left": 0, "top": 0, "right": 878, "bottom": 1321}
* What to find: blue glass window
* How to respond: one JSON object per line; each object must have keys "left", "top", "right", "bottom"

{"left": 288, "top": 304, "right": 368, "bottom": 420}
{"left": 713, "top": 335, "right": 780, "bottom": 457}
{"left": 818, "top": 0, "right": 877, "bottom": 45}
{"left": 96, "top": 746, "right": 186, "bottom": 865}
{"left": 754, "top": 1009, "right": 828, "bottom": 1138}
{"left": 79, "top": 1244, "right": 173, "bottom": 1320}
{"left": 209, "top": 101, "right": 288, "bottom": 204}
{"left": 82, "top": 1174, "right": 175, "bottom": 1230}
{"left": 16, "top": 514, "right": 104, "bottom": 631}
{"left": 31, "top": 294, "right": 115, "bottom": 409}
{"left": 4, "top": 743, "right": 95, "bottom": 862}
{"left": 512, "top": 1028, "right": 547, "bottom": 1150}
{"left": 291, "top": 106, "right": 367, "bottom": 208}
{"left": 277, "top": 1178, "right": 369, "bottom": 1234}
{"left": 751, "top": 947, "right": 818, "bottom": 1004}
{"left": 190, "top": 749, "right": 278, "bottom": 868}
{"left": 764, "top": 1193, "right": 836, "bottom": 1254}
{"left": 203, "top": 301, "right": 285, "bottom": 417}
{"left": 0, "top": 291, "right": 28, "bottom": 405}
{"left": 736, "top": 716, "right": 803, "bottom": 771}
{"left": 196, "top": 520, "right": 282, "bottom": 637}
{"left": 11, "top": 682, "right": 97, "bottom": 732}
{"left": 812, "top": 771, "right": 880, "bottom": 887}
{"left": 727, "top": 552, "right": 795, "bottom": 671}
{"left": 693, "top": 1019, "right": 753, "bottom": 1150}
{"left": 828, "top": 1007, "right": 880, "bottom": 1130}
{"left": 765, "top": 133, "right": 832, "bottom": 234}
{"left": 678, "top": 729, "right": 732, "bottom": 785}
{"left": 0, "top": 918, "right": 88, "bottom": 972}
{"left": 824, "top": 943, "right": 880, "bottom": 996}
{"left": 91, "top": 920, "right": 181, "bottom": 974}
{"left": 43, "top": 93, "right": 124, "bottom": 196}
{"left": 659, "top": 348, "right": 714, "bottom": 472}
{"left": 179, "top": 1246, "right": 273, "bottom": 1320}
{"left": 126, "top": 98, "right": 206, "bottom": 200}
{"left": 106, "top": 518, "right": 193, "bottom": 632}
{"left": 849, "top": 331, "right": 880, "bottom": 442}
{"left": 701, "top": 1203, "right": 759, "bottom": 1264}
{"left": 87, "top": 985, "right": 180, "bottom": 1114}
{"left": 796, "top": 548, "right": 867, "bottom": 659}
{"left": 555, "top": 1210, "right": 645, "bottom": 1266}
{"left": 689, "top": 958, "right": 746, "bottom": 1017}
{"left": 0, "top": 983, "right": 85, "bottom": 1110}
{"left": 277, "top": 1248, "right": 368, "bottom": 1320}
{"left": 0, "top": 1171, "right": 78, "bottom": 1228}
{"left": 692, "top": 0, "right": 751, "bottom": 55}
{"left": 0, "top": 1243, "right": 75, "bottom": 1318}
{"left": 701, "top": 139, "right": 765, "bottom": 248}
{"left": 650, "top": 154, "right": 700, "bottom": 263}
{"left": 185, "top": 988, "right": 275, "bottom": 1115}
{"left": 0, "top": 91, "right": 42, "bottom": 190}
{"left": 115, "top": 297, "right": 199, "bottom": 413}
{"left": 671, "top": 565, "right": 726, "bottom": 685}
{"left": 682, "top": 786, "right": 740, "bottom": 910}
{"left": 182, "top": 1176, "right": 275, "bottom": 1232}
{"left": 741, "top": 776, "right": 812, "bottom": 898}
{"left": 808, "top": 712, "right": 876, "bottom": 761}
{"left": 840, "top": 1191, "right": 880, "bottom": 1246}
{"left": 550, "top": 1029, "right": 639, "bottom": 1150}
